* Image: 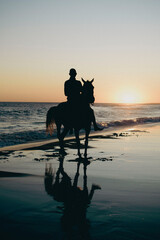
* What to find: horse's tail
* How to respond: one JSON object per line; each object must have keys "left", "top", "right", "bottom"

{"left": 46, "top": 106, "right": 57, "bottom": 135}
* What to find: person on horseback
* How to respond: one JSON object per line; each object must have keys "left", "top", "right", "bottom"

{"left": 64, "top": 68, "right": 102, "bottom": 131}
{"left": 65, "top": 68, "right": 82, "bottom": 106}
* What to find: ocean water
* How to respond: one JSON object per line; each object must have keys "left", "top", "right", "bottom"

{"left": 0, "top": 102, "right": 160, "bottom": 147}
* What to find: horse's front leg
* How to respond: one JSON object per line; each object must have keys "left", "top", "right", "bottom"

{"left": 84, "top": 128, "right": 90, "bottom": 158}
{"left": 75, "top": 129, "right": 81, "bottom": 157}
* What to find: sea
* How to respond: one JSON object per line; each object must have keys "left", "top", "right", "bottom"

{"left": 0, "top": 102, "right": 160, "bottom": 148}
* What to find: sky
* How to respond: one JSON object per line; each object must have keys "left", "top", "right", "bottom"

{"left": 0, "top": 0, "right": 160, "bottom": 103}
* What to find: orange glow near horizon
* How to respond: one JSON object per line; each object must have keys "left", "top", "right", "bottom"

{"left": 0, "top": 79, "right": 159, "bottom": 104}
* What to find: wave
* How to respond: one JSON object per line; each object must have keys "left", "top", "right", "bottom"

{"left": 0, "top": 130, "right": 56, "bottom": 148}
{"left": 102, "top": 116, "right": 160, "bottom": 128}
{"left": 0, "top": 116, "right": 160, "bottom": 148}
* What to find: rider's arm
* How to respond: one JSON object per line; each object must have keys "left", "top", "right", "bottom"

{"left": 64, "top": 81, "right": 68, "bottom": 96}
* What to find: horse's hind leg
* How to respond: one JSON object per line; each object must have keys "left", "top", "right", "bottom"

{"left": 56, "top": 123, "right": 65, "bottom": 154}
{"left": 57, "top": 123, "right": 61, "bottom": 141}
{"left": 75, "top": 129, "right": 81, "bottom": 157}
{"left": 56, "top": 124, "right": 63, "bottom": 153}
{"left": 59, "top": 127, "right": 69, "bottom": 155}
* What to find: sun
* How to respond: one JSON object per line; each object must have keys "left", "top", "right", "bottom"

{"left": 122, "top": 93, "right": 136, "bottom": 104}
{"left": 115, "top": 88, "right": 141, "bottom": 104}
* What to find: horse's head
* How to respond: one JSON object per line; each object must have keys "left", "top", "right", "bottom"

{"left": 81, "top": 78, "right": 95, "bottom": 104}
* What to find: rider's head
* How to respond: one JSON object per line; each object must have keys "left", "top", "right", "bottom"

{"left": 69, "top": 68, "right": 77, "bottom": 78}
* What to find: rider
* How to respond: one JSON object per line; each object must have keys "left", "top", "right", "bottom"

{"left": 64, "top": 68, "right": 102, "bottom": 131}
{"left": 64, "top": 68, "right": 82, "bottom": 107}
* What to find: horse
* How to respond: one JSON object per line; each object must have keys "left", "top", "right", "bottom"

{"left": 46, "top": 78, "right": 95, "bottom": 157}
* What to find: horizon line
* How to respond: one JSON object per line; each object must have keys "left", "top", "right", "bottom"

{"left": 0, "top": 101, "right": 160, "bottom": 105}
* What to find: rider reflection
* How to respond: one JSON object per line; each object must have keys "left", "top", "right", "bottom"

{"left": 44, "top": 158, "right": 101, "bottom": 239}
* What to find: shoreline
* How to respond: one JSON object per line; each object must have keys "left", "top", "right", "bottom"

{"left": 0, "top": 123, "right": 159, "bottom": 152}
{"left": 0, "top": 126, "right": 127, "bottom": 151}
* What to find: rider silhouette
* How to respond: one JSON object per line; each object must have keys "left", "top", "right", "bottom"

{"left": 64, "top": 68, "right": 102, "bottom": 131}
{"left": 65, "top": 68, "right": 82, "bottom": 104}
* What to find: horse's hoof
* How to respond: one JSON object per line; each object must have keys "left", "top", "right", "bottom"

{"left": 83, "top": 158, "right": 91, "bottom": 166}
{"left": 94, "top": 126, "right": 104, "bottom": 131}
{"left": 59, "top": 149, "right": 67, "bottom": 156}
{"left": 91, "top": 184, "right": 101, "bottom": 190}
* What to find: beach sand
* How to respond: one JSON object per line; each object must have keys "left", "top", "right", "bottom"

{"left": 0, "top": 123, "right": 160, "bottom": 240}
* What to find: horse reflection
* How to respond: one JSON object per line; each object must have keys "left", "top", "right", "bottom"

{"left": 44, "top": 158, "right": 101, "bottom": 239}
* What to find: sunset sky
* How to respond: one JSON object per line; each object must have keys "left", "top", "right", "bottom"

{"left": 0, "top": 0, "right": 160, "bottom": 103}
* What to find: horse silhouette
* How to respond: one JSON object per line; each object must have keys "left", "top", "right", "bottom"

{"left": 44, "top": 158, "right": 101, "bottom": 239}
{"left": 46, "top": 79, "right": 95, "bottom": 157}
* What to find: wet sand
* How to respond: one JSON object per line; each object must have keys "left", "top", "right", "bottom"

{"left": 0, "top": 123, "right": 160, "bottom": 240}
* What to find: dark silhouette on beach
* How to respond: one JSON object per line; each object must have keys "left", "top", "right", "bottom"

{"left": 65, "top": 69, "right": 102, "bottom": 132}
{"left": 44, "top": 158, "right": 101, "bottom": 239}
{"left": 46, "top": 68, "right": 103, "bottom": 157}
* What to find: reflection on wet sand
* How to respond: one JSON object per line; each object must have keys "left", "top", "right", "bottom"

{"left": 44, "top": 157, "right": 101, "bottom": 239}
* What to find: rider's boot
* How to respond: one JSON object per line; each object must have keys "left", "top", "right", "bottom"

{"left": 94, "top": 123, "right": 104, "bottom": 131}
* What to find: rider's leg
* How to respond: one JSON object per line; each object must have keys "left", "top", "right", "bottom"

{"left": 88, "top": 184, "right": 101, "bottom": 203}
{"left": 90, "top": 108, "right": 103, "bottom": 131}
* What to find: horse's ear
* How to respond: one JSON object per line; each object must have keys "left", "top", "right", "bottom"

{"left": 81, "top": 78, "right": 85, "bottom": 83}
{"left": 91, "top": 78, "right": 94, "bottom": 83}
